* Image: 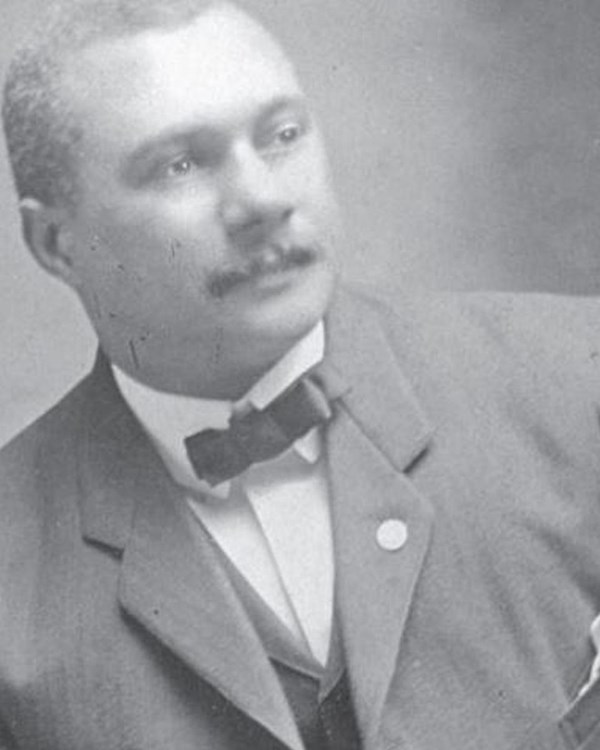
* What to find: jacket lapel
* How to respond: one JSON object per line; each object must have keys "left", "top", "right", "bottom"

{"left": 77, "top": 354, "right": 303, "bottom": 750}
{"left": 326, "top": 290, "right": 436, "bottom": 748}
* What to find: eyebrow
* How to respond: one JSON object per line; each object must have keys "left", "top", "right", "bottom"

{"left": 120, "top": 94, "right": 309, "bottom": 182}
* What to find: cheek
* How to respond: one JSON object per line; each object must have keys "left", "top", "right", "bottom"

{"left": 91, "top": 202, "right": 222, "bottom": 275}
{"left": 291, "top": 146, "right": 338, "bottom": 215}
{"left": 71, "top": 197, "right": 228, "bottom": 331}
{"left": 98, "top": 187, "right": 218, "bottom": 238}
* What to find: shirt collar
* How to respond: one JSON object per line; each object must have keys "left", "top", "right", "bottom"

{"left": 112, "top": 322, "right": 325, "bottom": 499}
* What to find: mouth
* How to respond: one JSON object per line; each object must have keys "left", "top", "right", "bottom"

{"left": 207, "top": 244, "right": 318, "bottom": 299}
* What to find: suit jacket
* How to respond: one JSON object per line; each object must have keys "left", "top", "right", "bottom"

{"left": 2, "top": 286, "right": 600, "bottom": 750}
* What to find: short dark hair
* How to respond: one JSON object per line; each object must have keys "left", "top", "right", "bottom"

{"left": 2, "top": 0, "right": 224, "bottom": 208}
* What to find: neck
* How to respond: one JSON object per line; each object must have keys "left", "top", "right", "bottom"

{"left": 121, "top": 354, "right": 283, "bottom": 401}
{"left": 112, "top": 334, "right": 311, "bottom": 401}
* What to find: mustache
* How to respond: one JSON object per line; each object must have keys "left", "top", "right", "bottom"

{"left": 206, "top": 243, "right": 319, "bottom": 299}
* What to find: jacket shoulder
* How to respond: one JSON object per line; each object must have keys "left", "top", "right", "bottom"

{"left": 335, "top": 284, "right": 600, "bottom": 414}
{"left": 343, "top": 283, "right": 600, "bottom": 364}
{"left": 0, "top": 375, "right": 91, "bottom": 532}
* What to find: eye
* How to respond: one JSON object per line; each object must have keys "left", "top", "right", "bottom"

{"left": 262, "top": 119, "right": 308, "bottom": 153}
{"left": 167, "top": 157, "right": 191, "bottom": 177}
{"left": 275, "top": 123, "right": 302, "bottom": 145}
{"left": 165, "top": 155, "right": 196, "bottom": 178}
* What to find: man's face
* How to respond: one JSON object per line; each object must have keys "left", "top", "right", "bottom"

{"left": 59, "top": 4, "right": 341, "bottom": 396}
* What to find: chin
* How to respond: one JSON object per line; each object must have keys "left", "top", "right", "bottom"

{"left": 233, "top": 263, "right": 336, "bottom": 353}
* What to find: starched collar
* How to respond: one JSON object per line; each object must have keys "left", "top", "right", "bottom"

{"left": 112, "top": 323, "right": 325, "bottom": 499}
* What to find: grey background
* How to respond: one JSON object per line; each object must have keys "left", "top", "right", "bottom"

{"left": 2, "top": 0, "right": 600, "bottom": 445}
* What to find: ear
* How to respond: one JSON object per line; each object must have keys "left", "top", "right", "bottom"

{"left": 19, "top": 197, "right": 78, "bottom": 285}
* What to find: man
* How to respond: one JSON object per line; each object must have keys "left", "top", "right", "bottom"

{"left": 2, "top": 0, "right": 600, "bottom": 748}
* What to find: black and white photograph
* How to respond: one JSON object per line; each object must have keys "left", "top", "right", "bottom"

{"left": 2, "top": 1, "right": 600, "bottom": 748}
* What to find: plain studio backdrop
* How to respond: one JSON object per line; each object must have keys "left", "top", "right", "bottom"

{"left": 2, "top": 0, "right": 600, "bottom": 445}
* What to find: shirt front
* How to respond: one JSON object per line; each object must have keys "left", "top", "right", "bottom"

{"left": 113, "top": 323, "right": 334, "bottom": 664}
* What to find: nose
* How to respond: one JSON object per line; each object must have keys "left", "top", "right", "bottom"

{"left": 220, "top": 143, "right": 294, "bottom": 244}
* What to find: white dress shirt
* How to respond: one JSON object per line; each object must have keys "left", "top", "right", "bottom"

{"left": 113, "top": 324, "right": 334, "bottom": 664}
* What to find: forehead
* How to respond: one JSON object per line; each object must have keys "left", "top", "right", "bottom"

{"left": 62, "top": 5, "right": 303, "bottom": 150}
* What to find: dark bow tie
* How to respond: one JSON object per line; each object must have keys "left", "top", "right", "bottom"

{"left": 184, "top": 363, "right": 347, "bottom": 486}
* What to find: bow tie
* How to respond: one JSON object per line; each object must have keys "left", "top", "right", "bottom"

{"left": 184, "top": 364, "right": 346, "bottom": 486}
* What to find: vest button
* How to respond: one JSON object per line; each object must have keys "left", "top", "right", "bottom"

{"left": 377, "top": 519, "right": 408, "bottom": 551}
